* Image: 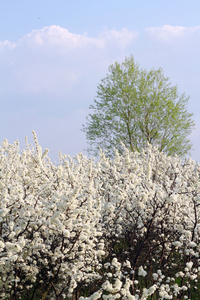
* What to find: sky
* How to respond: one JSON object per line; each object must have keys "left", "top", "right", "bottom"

{"left": 1, "top": 0, "right": 200, "bottom": 163}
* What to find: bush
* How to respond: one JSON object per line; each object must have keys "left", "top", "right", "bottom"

{"left": 0, "top": 133, "right": 200, "bottom": 299}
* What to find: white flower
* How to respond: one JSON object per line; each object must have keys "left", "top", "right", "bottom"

{"left": 0, "top": 241, "right": 5, "bottom": 248}
{"left": 0, "top": 208, "right": 9, "bottom": 217}
{"left": 0, "top": 181, "right": 5, "bottom": 190}
{"left": 176, "top": 271, "right": 185, "bottom": 278}
{"left": 189, "top": 241, "right": 196, "bottom": 247}
{"left": 153, "top": 273, "right": 158, "bottom": 281}
{"left": 138, "top": 266, "right": 147, "bottom": 277}
{"left": 186, "top": 262, "right": 193, "bottom": 270}
{"left": 173, "top": 241, "right": 182, "bottom": 248}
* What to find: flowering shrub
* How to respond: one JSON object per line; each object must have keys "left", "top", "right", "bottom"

{"left": 0, "top": 132, "right": 103, "bottom": 299}
{"left": 0, "top": 132, "right": 200, "bottom": 299}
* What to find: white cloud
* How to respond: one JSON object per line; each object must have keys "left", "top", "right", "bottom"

{"left": 19, "top": 26, "right": 137, "bottom": 50}
{"left": 0, "top": 40, "right": 16, "bottom": 50}
{"left": 146, "top": 25, "right": 200, "bottom": 42}
{"left": 99, "top": 28, "right": 138, "bottom": 50}
{"left": 0, "top": 26, "right": 137, "bottom": 96}
{"left": 19, "top": 26, "right": 105, "bottom": 49}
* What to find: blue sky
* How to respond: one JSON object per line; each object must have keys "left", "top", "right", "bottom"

{"left": 1, "top": 0, "right": 200, "bottom": 162}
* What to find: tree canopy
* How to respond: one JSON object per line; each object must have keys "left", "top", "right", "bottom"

{"left": 82, "top": 56, "right": 195, "bottom": 157}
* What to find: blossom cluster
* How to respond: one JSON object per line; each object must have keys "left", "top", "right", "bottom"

{"left": 0, "top": 133, "right": 200, "bottom": 299}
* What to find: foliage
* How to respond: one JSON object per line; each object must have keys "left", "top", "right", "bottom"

{"left": 82, "top": 56, "right": 195, "bottom": 157}
{"left": 1, "top": 133, "right": 200, "bottom": 299}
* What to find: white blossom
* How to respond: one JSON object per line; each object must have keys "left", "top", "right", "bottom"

{"left": 138, "top": 266, "right": 147, "bottom": 277}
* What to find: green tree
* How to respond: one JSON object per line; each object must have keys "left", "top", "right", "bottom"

{"left": 82, "top": 56, "right": 195, "bottom": 157}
